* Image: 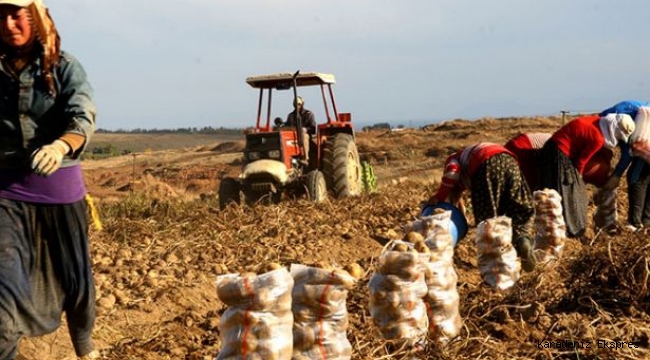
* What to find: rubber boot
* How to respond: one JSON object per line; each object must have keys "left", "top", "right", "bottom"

{"left": 514, "top": 236, "right": 536, "bottom": 272}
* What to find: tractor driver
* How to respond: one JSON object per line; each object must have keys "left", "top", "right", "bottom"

{"left": 286, "top": 96, "right": 317, "bottom": 164}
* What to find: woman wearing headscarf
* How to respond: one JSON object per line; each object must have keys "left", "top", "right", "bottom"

{"left": 505, "top": 132, "right": 614, "bottom": 190}
{"left": 426, "top": 142, "right": 537, "bottom": 272}
{"left": 539, "top": 113, "right": 635, "bottom": 238}
{"left": 0, "top": 0, "right": 98, "bottom": 359}
{"left": 600, "top": 100, "right": 650, "bottom": 231}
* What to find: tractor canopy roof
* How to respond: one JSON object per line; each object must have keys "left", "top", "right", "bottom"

{"left": 246, "top": 72, "right": 336, "bottom": 89}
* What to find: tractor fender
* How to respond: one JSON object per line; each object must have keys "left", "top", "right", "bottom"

{"left": 240, "top": 159, "right": 289, "bottom": 184}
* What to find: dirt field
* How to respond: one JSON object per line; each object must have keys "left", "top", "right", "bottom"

{"left": 16, "top": 116, "right": 650, "bottom": 360}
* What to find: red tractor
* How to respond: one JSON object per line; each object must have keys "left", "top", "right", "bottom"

{"left": 219, "top": 71, "right": 362, "bottom": 209}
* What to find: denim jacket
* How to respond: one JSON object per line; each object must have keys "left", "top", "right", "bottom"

{"left": 0, "top": 50, "right": 96, "bottom": 169}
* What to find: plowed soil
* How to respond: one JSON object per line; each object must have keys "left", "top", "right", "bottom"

{"left": 17, "top": 116, "right": 650, "bottom": 360}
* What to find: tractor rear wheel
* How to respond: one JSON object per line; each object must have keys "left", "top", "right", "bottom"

{"left": 218, "top": 177, "right": 241, "bottom": 210}
{"left": 306, "top": 170, "right": 327, "bottom": 203}
{"left": 322, "top": 133, "right": 361, "bottom": 198}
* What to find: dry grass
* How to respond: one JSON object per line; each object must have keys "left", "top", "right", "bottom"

{"left": 18, "top": 116, "right": 650, "bottom": 359}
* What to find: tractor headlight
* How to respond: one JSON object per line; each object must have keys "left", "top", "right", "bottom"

{"left": 248, "top": 151, "right": 261, "bottom": 161}
{"left": 268, "top": 150, "right": 281, "bottom": 159}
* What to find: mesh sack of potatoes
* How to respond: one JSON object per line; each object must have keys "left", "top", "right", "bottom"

{"left": 216, "top": 266, "right": 294, "bottom": 360}
{"left": 374, "top": 240, "right": 424, "bottom": 282}
{"left": 592, "top": 187, "right": 618, "bottom": 230}
{"left": 291, "top": 322, "right": 352, "bottom": 360}
{"left": 411, "top": 215, "right": 462, "bottom": 343}
{"left": 476, "top": 216, "right": 521, "bottom": 290}
{"left": 290, "top": 263, "right": 356, "bottom": 360}
{"left": 422, "top": 259, "right": 457, "bottom": 291}
{"left": 425, "top": 278, "right": 462, "bottom": 342}
{"left": 532, "top": 189, "right": 566, "bottom": 262}
{"left": 405, "top": 209, "right": 455, "bottom": 260}
{"left": 369, "top": 240, "right": 429, "bottom": 347}
{"left": 631, "top": 106, "right": 650, "bottom": 162}
{"left": 426, "top": 288, "right": 462, "bottom": 342}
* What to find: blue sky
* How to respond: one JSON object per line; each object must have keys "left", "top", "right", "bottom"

{"left": 52, "top": 0, "right": 649, "bottom": 130}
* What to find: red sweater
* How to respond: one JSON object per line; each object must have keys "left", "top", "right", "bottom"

{"left": 433, "top": 143, "right": 514, "bottom": 202}
{"left": 551, "top": 115, "right": 604, "bottom": 174}
{"left": 504, "top": 133, "right": 551, "bottom": 189}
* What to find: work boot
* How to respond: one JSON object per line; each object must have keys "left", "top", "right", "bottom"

{"left": 514, "top": 236, "right": 536, "bottom": 272}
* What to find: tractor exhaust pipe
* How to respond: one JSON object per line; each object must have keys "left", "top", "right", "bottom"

{"left": 292, "top": 70, "right": 307, "bottom": 162}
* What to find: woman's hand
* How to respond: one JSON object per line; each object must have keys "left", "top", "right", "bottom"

{"left": 601, "top": 174, "right": 620, "bottom": 190}
{"left": 31, "top": 140, "right": 70, "bottom": 176}
{"left": 457, "top": 197, "right": 467, "bottom": 216}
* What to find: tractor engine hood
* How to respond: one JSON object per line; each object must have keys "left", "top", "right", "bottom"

{"left": 240, "top": 159, "right": 290, "bottom": 184}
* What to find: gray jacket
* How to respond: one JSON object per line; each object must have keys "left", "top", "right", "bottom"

{"left": 0, "top": 50, "right": 96, "bottom": 168}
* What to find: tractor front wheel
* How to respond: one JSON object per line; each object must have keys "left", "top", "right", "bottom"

{"left": 218, "top": 177, "right": 241, "bottom": 210}
{"left": 322, "top": 133, "right": 361, "bottom": 198}
{"left": 306, "top": 170, "right": 327, "bottom": 203}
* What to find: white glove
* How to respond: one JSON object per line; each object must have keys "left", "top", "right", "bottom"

{"left": 31, "top": 140, "right": 70, "bottom": 176}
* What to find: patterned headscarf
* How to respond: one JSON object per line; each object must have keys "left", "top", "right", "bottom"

{"left": 28, "top": 0, "right": 60, "bottom": 95}
{"left": 0, "top": 0, "right": 60, "bottom": 94}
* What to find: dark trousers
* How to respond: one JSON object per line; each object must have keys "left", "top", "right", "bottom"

{"left": 627, "top": 158, "right": 650, "bottom": 227}
{"left": 470, "top": 153, "right": 534, "bottom": 242}
{"left": 539, "top": 141, "right": 588, "bottom": 238}
{"left": 0, "top": 198, "right": 96, "bottom": 359}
